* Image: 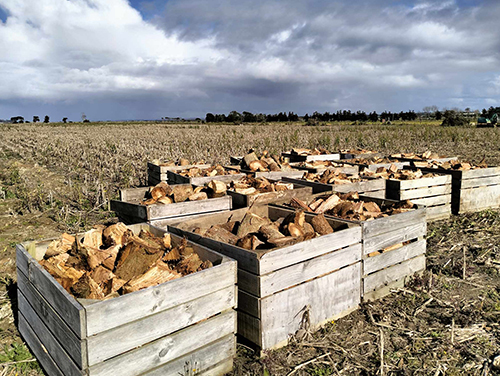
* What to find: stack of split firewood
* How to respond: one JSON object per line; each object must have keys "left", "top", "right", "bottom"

{"left": 301, "top": 170, "right": 363, "bottom": 185}
{"left": 228, "top": 176, "right": 293, "bottom": 195}
{"left": 410, "top": 159, "right": 488, "bottom": 170}
{"left": 150, "top": 158, "right": 205, "bottom": 167}
{"left": 390, "top": 151, "right": 443, "bottom": 160}
{"left": 293, "top": 160, "right": 350, "bottom": 170}
{"left": 140, "top": 182, "right": 216, "bottom": 205}
{"left": 344, "top": 157, "right": 396, "bottom": 165}
{"left": 194, "top": 209, "right": 337, "bottom": 250}
{"left": 362, "top": 167, "right": 439, "bottom": 180}
{"left": 178, "top": 165, "right": 240, "bottom": 177}
{"left": 341, "top": 148, "right": 379, "bottom": 155}
{"left": 289, "top": 192, "right": 417, "bottom": 221}
{"left": 238, "top": 150, "right": 294, "bottom": 172}
{"left": 39, "top": 223, "right": 212, "bottom": 300}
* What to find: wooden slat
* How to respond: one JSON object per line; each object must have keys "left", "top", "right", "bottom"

{"left": 386, "top": 175, "right": 451, "bottom": 190}
{"left": 17, "top": 270, "right": 84, "bottom": 368}
{"left": 364, "top": 239, "right": 426, "bottom": 275}
{"left": 149, "top": 211, "right": 231, "bottom": 229}
{"left": 227, "top": 185, "right": 312, "bottom": 208}
{"left": 426, "top": 204, "right": 451, "bottom": 221}
{"left": 332, "top": 179, "right": 386, "bottom": 194}
{"left": 141, "top": 335, "right": 235, "bottom": 376}
{"left": 148, "top": 196, "right": 232, "bottom": 219}
{"left": 458, "top": 175, "right": 500, "bottom": 189}
{"left": 18, "top": 291, "right": 83, "bottom": 376}
{"left": 85, "top": 261, "right": 236, "bottom": 336}
{"left": 282, "top": 153, "right": 341, "bottom": 162}
{"left": 281, "top": 177, "right": 334, "bottom": 194}
{"left": 238, "top": 289, "right": 260, "bottom": 317}
{"left": 16, "top": 245, "right": 85, "bottom": 337}
{"left": 168, "top": 171, "right": 246, "bottom": 186}
{"left": 237, "top": 269, "right": 260, "bottom": 296}
{"left": 237, "top": 310, "right": 262, "bottom": 347}
{"left": 363, "top": 190, "right": 386, "bottom": 199}
{"left": 345, "top": 161, "right": 409, "bottom": 171}
{"left": 120, "top": 187, "right": 149, "bottom": 202}
{"left": 260, "top": 243, "right": 362, "bottom": 297}
{"left": 457, "top": 184, "right": 500, "bottom": 213}
{"left": 259, "top": 226, "right": 361, "bottom": 275}
{"left": 198, "top": 358, "right": 234, "bottom": 376}
{"left": 87, "top": 285, "right": 236, "bottom": 366}
{"left": 461, "top": 167, "right": 500, "bottom": 180}
{"left": 250, "top": 171, "right": 304, "bottom": 180}
{"left": 290, "top": 164, "right": 360, "bottom": 175}
{"left": 260, "top": 262, "right": 361, "bottom": 350}
{"left": 361, "top": 207, "right": 426, "bottom": 238}
{"left": 88, "top": 310, "right": 236, "bottom": 376}
{"left": 363, "top": 222, "right": 427, "bottom": 255}
{"left": 394, "top": 184, "right": 451, "bottom": 200}
{"left": 409, "top": 194, "right": 451, "bottom": 207}
{"left": 148, "top": 163, "right": 212, "bottom": 174}
{"left": 110, "top": 200, "right": 147, "bottom": 219}
{"left": 18, "top": 314, "right": 65, "bottom": 376}
{"left": 364, "top": 255, "right": 425, "bottom": 293}
{"left": 148, "top": 175, "right": 162, "bottom": 185}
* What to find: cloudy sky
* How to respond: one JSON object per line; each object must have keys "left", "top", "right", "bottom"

{"left": 0, "top": 0, "right": 499, "bottom": 121}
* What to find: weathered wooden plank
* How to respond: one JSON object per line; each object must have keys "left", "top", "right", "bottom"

{"left": 167, "top": 171, "right": 246, "bottom": 186}
{"left": 409, "top": 194, "right": 451, "bottom": 207}
{"left": 343, "top": 161, "right": 410, "bottom": 171}
{"left": 363, "top": 255, "right": 425, "bottom": 293}
{"left": 363, "top": 222, "right": 427, "bottom": 255}
{"left": 16, "top": 245, "right": 85, "bottom": 337}
{"left": 248, "top": 171, "right": 305, "bottom": 180}
{"left": 18, "top": 291, "right": 83, "bottom": 376}
{"left": 426, "top": 204, "right": 451, "bottom": 221}
{"left": 289, "top": 164, "right": 360, "bottom": 175}
{"left": 282, "top": 153, "right": 341, "bottom": 162}
{"left": 364, "top": 239, "right": 426, "bottom": 275}
{"left": 88, "top": 310, "right": 236, "bottom": 376}
{"left": 237, "top": 310, "right": 261, "bottom": 346}
{"left": 361, "top": 207, "right": 426, "bottom": 238}
{"left": 332, "top": 179, "right": 386, "bottom": 194}
{"left": 87, "top": 285, "right": 236, "bottom": 365}
{"left": 148, "top": 175, "right": 162, "bottom": 186}
{"left": 340, "top": 152, "right": 385, "bottom": 160}
{"left": 281, "top": 177, "right": 334, "bottom": 194}
{"left": 386, "top": 175, "right": 451, "bottom": 191}
{"left": 260, "top": 263, "right": 361, "bottom": 349}
{"left": 85, "top": 261, "right": 236, "bottom": 336}
{"left": 393, "top": 184, "right": 451, "bottom": 200}
{"left": 119, "top": 187, "right": 149, "bottom": 202}
{"left": 17, "top": 270, "right": 84, "bottom": 368}
{"left": 237, "top": 269, "right": 260, "bottom": 296}
{"left": 148, "top": 163, "right": 212, "bottom": 175}
{"left": 18, "top": 314, "right": 65, "bottom": 376}
{"left": 110, "top": 200, "right": 148, "bottom": 219}
{"left": 198, "top": 358, "right": 234, "bottom": 376}
{"left": 227, "top": 184, "right": 312, "bottom": 208}
{"left": 260, "top": 243, "right": 362, "bottom": 297}
{"left": 141, "top": 335, "right": 235, "bottom": 376}
{"left": 148, "top": 196, "right": 232, "bottom": 218}
{"left": 457, "top": 175, "right": 500, "bottom": 189}
{"left": 461, "top": 167, "right": 500, "bottom": 180}
{"left": 456, "top": 184, "right": 500, "bottom": 213}
{"left": 238, "top": 289, "right": 260, "bottom": 318}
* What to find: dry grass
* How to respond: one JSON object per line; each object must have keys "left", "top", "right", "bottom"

{"left": 1, "top": 121, "right": 500, "bottom": 375}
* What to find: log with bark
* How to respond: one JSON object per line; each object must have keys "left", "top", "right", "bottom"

{"left": 228, "top": 176, "right": 294, "bottom": 194}
{"left": 138, "top": 182, "right": 215, "bottom": 206}
{"left": 39, "top": 224, "right": 213, "bottom": 301}
{"left": 237, "top": 150, "right": 295, "bottom": 172}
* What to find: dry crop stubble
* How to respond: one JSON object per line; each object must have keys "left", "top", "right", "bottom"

{"left": 1, "top": 121, "right": 500, "bottom": 375}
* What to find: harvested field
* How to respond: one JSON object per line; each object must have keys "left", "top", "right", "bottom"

{"left": 1, "top": 121, "right": 500, "bottom": 375}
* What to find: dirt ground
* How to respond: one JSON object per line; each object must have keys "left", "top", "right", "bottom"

{"left": 1, "top": 121, "right": 500, "bottom": 375}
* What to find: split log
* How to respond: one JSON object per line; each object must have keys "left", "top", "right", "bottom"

{"left": 243, "top": 152, "right": 259, "bottom": 168}
{"left": 237, "top": 212, "right": 271, "bottom": 238}
{"left": 175, "top": 253, "right": 203, "bottom": 275}
{"left": 315, "top": 195, "right": 341, "bottom": 214}
{"left": 207, "top": 180, "right": 227, "bottom": 197}
{"left": 124, "top": 263, "right": 181, "bottom": 293}
{"left": 114, "top": 239, "right": 164, "bottom": 281}
{"left": 157, "top": 196, "right": 174, "bottom": 205}
{"left": 171, "top": 185, "right": 194, "bottom": 203}
{"left": 311, "top": 214, "right": 334, "bottom": 235}
{"left": 290, "top": 197, "right": 310, "bottom": 211}
{"left": 287, "top": 223, "right": 304, "bottom": 238}
{"left": 82, "top": 228, "right": 103, "bottom": 250}
{"left": 259, "top": 224, "right": 285, "bottom": 240}
{"left": 303, "top": 222, "right": 316, "bottom": 240}
{"left": 45, "top": 233, "right": 75, "bottom": 258}
{"left": 236, "top": 234, "right": 264, "bottom": 251}
{"left": 188, "top": 192, "right": 208, "bottom": 201}
{"left": 103, "top": 223, "right": 132, "bottom": 247}
{"left": 267, "top": 236, "right": 302, "bottom": 248}
{"left": 205, "top": 226, "right": 240, "bottom": 245}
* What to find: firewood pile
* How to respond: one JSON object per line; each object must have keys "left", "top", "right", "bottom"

{"left": 178, "top": 164, "right": 241, "bottom": 177}
{"left": 150, "top": 158, "right": 205, "bottom": 167}
{"left": 237, "top": 150, "right": 294, "bottom": 172}
{"left": 193, "top": 209, "right": 338, "bottom": 250}
{"left": 409, "top": 159, "right": 488, "bottom": 170}
{"left": 362, "top": 166, "right": 440, "bottom": 180}
{"left": 288, "top": 192, "right": 417, "bottom": 221}
{"left": 288, "top": 147, "right": 333, "bottom": 156}
{"left": 341, "top": 148, "right": 379, "bottom": 155}
{"left": 293, "top": 160, "right": 352, "bottom": 170}
{"left": 228, "top": 176, "right": 293, "bottom": 195}
{"left": 140, "top": 182, "right": 214, "bottom": 205}
{"left": 390, "top": 151, "right": 443, "bottom": 160}
{"left": 301, "top": 170, "right": 364, "bottom": 185}
{"left": 344, "top": 156, "right": 396, "bottom": 165}
{"left": 39, "top": 223, "right": 212, "bottom": 300}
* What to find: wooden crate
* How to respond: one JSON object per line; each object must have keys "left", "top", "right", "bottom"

{"left": 340, "top": 159, "right": 410, "bottom": 172}
{"left": 340, "top": 151, "right": 384, "bottom": 160}
{"left": 289, "top": 162, "right": 359, "bottom": 175}
{"left": 274, "top": 195, "right": 427, "bottom": 301}
{"left": 168, "top": 170, "right": 246, "bottom": 186}
{"left": 110, "top": 185, "right": 232, "bottom": 225}
{"left": 168, "top": 206, "right": 362, "bottom": 351}
{"left": 386, "top": 175, "right": 452, "bottom": 221}
{"left": 281, "top": 152, "right": 341, "bottom": 163}
{"left": 227, "top": 181, "right": 313, "bottom": 208}
{"left": 406, "top": 166, "right": 500, "bottom": 214}
{"left": 283, "top": 176, "right": 385, "bottom": 198}
{"left": 17, "top": 223, "right": 237, "bottom": 376}
{"left": 147, "top": 163, "right": 212, "bottom": 185}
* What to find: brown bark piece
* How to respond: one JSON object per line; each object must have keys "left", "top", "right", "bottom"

{"left": 114, "top": 239, "right": 164, "bottom": 281}
{"left": 171, "top": 185, "right": 194, "bottom": 203}
{"left": 124, "top": 263, "right": 181, "bottom": 294}
{"left": 311, "top": 214, "right": 334, "bottom": 235}
{"left": 303, "top": 222, "right": 316, "bottom": 240}
{"left": 363, "top": 201, "right": 381, "bottom": 213}
{"left": 315, "top": 194, "right": 341, "bottom": 214}
{"left": 178, "top": 158, "right": 190, "bottom": 166}
{"left": 237, "top": 212, "right": 271, "bottom": 238}
{"left": 45, "top": 233, "right": 75, "bottom": 258}
{"left": 259, "top": 223, "right": 284, "bottom": 240}
{"left": 205, "top": 225, "right": 240, "bottom": 245}
{"left": 268, "top": 236, "right": 301, "bottom": 248}
{"left": 175, "top": 253, "right": 203, "bottom": 275}
{"left": 236, "top": 234, "right": 264, "bottom": 250}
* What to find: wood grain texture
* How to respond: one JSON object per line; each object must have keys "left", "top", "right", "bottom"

{"left": 364, "top": 255, "right": 425, "bottom": 293}
{"left": 364, "top": 239, "right": 426, "bottom": 275}
{"left": 86, "top": 285, "right": 236, "bottom": 366}
{"left": 425, "top": 204, "right": 452, "bottom": 221}
{"left": 363, "top": 222, "right": 427, "bottom": 255}
{"left": 88, "top": 310, "right": 236, "bottom": 376}
{"left": 17, "top": 270, "right": 84, "bottom": 368}
{"left": 18, "top": 314, "right": 65, "bottom": 376}
{"left": 227, "top": 184, "right": 312, "bottom": 208}
{"left": 457, "top": 175, "right": 500, "bottom": 189}
{"left": 391, "top": 184, "right": 451, "bottom": 200}
{"left": 386, "top": 175, "right": 451, "bottom": 190}
{"left": 167, "top": 171, "right": 246, "bottom": 186}
{"left": 456, "top": 184, "right": 500, "bottom": 213}
{"left": 408, "top": 194, "right": 451, "bottom": 207}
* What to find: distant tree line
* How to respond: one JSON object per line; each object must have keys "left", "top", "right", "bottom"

{"left": 205, "top": 111, "right": 299, "bottom": 123}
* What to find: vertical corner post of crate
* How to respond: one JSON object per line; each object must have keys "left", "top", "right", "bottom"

{"left": 360, "top": 206, "right": 428, "bottom": 302}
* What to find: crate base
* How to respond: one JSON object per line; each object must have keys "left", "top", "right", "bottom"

{"left": 363, "top": 269, "right": 425, "bottom": 302}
